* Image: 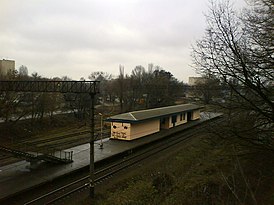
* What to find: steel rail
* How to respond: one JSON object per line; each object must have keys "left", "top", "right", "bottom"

{"left": 25, "top": 118, "right": 223, "bottom": 205}
{"left": 16, "top": 129, "right": 110, "bottom": 153}
{"left": 24, "top": 118, "right": 223, "bottom": 205}
{"left": 43, "top": 136, "right": 195, "bottom": 204}
{"left": 45, "top": 128, "right": 203, "bottom": 205}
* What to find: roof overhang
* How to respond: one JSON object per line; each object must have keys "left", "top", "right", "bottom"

{"left": 105, "top": 104, "right": 202, "bottom": 124}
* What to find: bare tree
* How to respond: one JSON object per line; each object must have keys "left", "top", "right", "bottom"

{"left": 18, "top": 65, "right": 28, "bottom": 78}
{"left": 117, "top": 65, "right": 125, "bottom": 112}
{"left": 192, "top": 0, "right": 274, "bottom": 149}
{"left": 191, "top": 76, "right": 222, "bottom": 104}
{"left": 88, "top": 71, "right": 113, "bottom": 104}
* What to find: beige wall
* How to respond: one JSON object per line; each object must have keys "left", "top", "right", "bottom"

{"left": 110, "top": 120, "right": 160, "bottom": 140}
{"left": 110, "top": 109, "right": 200, "bottom": 140}
{"left": 192, "top": 110, "right": 200, "bottom": 120}
{"left": 168, "top": 113, "right": 188, "bottom": 128}
{"left": 174, "top": 113, "right": 188, "bottom": 126}
{"left": 0, "top": 60, "right": 15, "bottom": 76}
{"left": 166, "top": 110, "right": 200, "bottom": 128}
{"left": 110, "top": 122, "right": 131, "bottom": 140}
{"left": 130, "top": 119, "right": 160, "bottom": 140}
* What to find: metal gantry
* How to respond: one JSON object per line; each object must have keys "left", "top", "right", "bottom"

{"left": 0, "top": 80, "right": 99, "bottom": 198}
{"left": 0, "top": 80, "right": 99, "bottom": 93}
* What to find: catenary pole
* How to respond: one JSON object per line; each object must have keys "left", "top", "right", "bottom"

{"left": 89, "top": 94, "right": 95, "bottom": 197}
{"left": 0, "top": 80, "right": 100, "bottom": 198}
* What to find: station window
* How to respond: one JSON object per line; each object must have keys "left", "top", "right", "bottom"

{"left": 180, "top": 113, "right": 183, "bottom": 121}
{"left": 124, "top": 126, "right": 128, "bottom": 129}
{"left": 113, "top": 125, "right": 117, "bottom": 129}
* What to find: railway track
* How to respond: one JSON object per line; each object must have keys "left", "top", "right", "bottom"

{"left": 0, "top": 129, "right": 110, "bottom": 170}
{"left": 21, "top": 117, "right": 222, "bottom": 205}
{"left": 0, "top": 154, "right": 20, "bottom": 166}
{"left": 12, "top": 129, "right": 109, "bottom": 152}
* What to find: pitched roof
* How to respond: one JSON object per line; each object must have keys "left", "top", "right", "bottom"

{"left": 106, "top": 104, "right": 202, "bottom": 123}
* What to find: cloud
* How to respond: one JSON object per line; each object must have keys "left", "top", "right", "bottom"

{"left": 0, "top": 0, "right": 245, "bottom": 82}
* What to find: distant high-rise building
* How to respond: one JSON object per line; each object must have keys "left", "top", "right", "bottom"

{"left": 0, "top": 59, "right": 15, "bottom": 76}
{"left": 188, "top": 77, "right": 206, "bottom": 86}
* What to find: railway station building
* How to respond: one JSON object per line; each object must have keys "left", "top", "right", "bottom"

{"left": 106, "top": 104, "right": 202, "bottom": 141}
{"left": 0, "top": 59, "right": 15, "bottom": 77}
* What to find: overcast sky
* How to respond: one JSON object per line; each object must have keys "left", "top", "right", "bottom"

{"left": 0, "top": 0, "right": 245, "bottom": 83}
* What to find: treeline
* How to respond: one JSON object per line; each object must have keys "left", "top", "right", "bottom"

{"left": 93, "top": 64, "right": 185, "bottom": 112}
{"left": 0, "top": 67, "right": 69, "bottom": 124}
{"left": 0, "top": 64, "right": 186, "bottom": 125}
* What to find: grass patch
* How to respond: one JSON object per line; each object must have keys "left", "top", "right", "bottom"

{"left": 83, "top": 133, "right": 274, "bottom": 205}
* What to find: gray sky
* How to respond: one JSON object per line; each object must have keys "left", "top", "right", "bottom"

{"left": 0, "top": 0, "right": 245, "bottom": 82}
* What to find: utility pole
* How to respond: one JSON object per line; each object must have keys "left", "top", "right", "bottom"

{"left": 0, "top": 80, "right": 100, "bottom": 198}
{"left": 89, "top": 94, "right": 95, "bottom": 198}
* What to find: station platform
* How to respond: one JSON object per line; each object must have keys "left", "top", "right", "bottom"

{"left": 0, "top": 112, "right": 222, "bottom": 200}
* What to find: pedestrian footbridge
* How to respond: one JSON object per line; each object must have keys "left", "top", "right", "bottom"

{"left": 0, "top": 146, "right": 73, "bottom": 168}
